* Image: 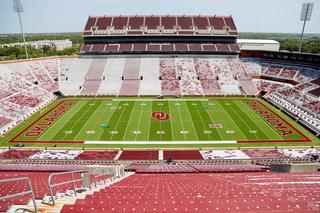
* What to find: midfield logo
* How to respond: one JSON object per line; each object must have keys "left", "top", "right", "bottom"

{"left": 152, "top": 112, "right": 170, "bottom": 121}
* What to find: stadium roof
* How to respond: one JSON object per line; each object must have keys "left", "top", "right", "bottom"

{"left": 237, "top": 39, "right": 279, "bottom": 44}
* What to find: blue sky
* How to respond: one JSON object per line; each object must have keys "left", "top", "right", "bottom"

{"left": 0, "top": 0, "right": 319, "bottom": 34}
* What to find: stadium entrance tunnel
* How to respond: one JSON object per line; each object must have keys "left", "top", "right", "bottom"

{"left": 53, "top": 91, "right": 66, "bottom": 99}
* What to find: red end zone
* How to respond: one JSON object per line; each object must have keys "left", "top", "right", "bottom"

{"left": 10, "top": 100, "right": 84, "bottom": 144}
{"left": 237, "top": 100, "right": 311, "bottom": 143}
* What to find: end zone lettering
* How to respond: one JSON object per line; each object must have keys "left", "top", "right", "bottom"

{"left": 25, "top": 102, "right": 75, "bottom": 137}
{"left": 248, "top": 101, "right": 294, "bottom": 136}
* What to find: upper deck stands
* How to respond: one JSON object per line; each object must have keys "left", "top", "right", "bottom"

{"left": 83, "top": 15, "right": 237, "bottom": 37}
{"left": 81, "top": 43, "right": 239, "bottom": 54}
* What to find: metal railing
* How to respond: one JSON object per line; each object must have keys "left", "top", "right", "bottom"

{"left": 47, "top": 166, "right": 126, "bottom": 205}
{"left": 92, "top": 166, "right": 125, "bottom": 187}
{"left": 0, "top": 177, "right": 38, "bottom": 212}
{"left": 92, "top": 167, "right": 113, "bottom": 188}
{"left": 47, "top": 170, "right": 88, "bottom": 205}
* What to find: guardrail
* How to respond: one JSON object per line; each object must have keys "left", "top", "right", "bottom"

{"left": 93, "top": 167, "right": 113, "bottom": 187}
{"left": 47, "top": 166, "right": 125, "bottom": 205}
{"left": 0, "top": 177, "right": 38, "bottom": 212}
{"left": 92, "top": 165, "right": 125, "bottom": 187}
{"left": 47, "top": 170, "right": 88, "bottom": 205}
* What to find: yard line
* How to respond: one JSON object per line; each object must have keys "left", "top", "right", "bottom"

{"left": 74, "top": 100, "right": 112, "bottom": 140}
{"left": 167, "top": 101, "right": 175, "bottom": 141}
{"left": 110, "top": 101, "right": 133, "bottom": 141}
{"left": 239, "top": 100, "right": 284, "bottom": 139}
{"left": 38, "top": 101, "right": 84, "bottom": 140}
{"left": 196, "top": 101, "right": 223, "bottom": 141}
{"left": 95, "top": 101, "right": 120, "bottom": 140}
{"left": 156, "top": 100, "right": 173, "bottom": 142}
{"left": 226, "top": 101, "right": 259, "bottom": 140}
{"left": 134, "top": 102, "right": 145, "bottom": 141}
{"left": 231, "top": 100, "right": 271, "bottom": 140}
{"left": 175, "top": 100, "right": 187, "bottom": 141}
{"left": 148, "top": 101, "right": 161, "bottom": 141}
{"left": 121, "top": 101, "right": 139, "bottom": 141}
{"left": 205, "top": 100, "right": 246, "bottom": 141}
{"left": 159, "top": 101, "right": 164, "bottom": 142}
{"left": 216, "top": 101, "right": 253, "bottom": 140}
{"left": 190, "top": 102, "right": 209, "bottom": 141}
{"left": 146, "top": 103, "right": 152, "bottom": 140}
{"left": 51, "top": 101, "right": 93, "bottom": 140}
{"left": 203, "top": 100, "right": 233, "bottom": 140}
{"left": 121, "top": 101, "right": 141, "bottom": 141}
{"left": 98, "top": 101, "right": 129, "bottom": 141}
{"left": 62, "top": 101, "right": 102, "bottom": 140}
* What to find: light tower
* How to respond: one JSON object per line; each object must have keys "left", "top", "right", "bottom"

{"left": 13, "top": 0, "right": 29, "bottom": 59}
{"left": 299, "top": 2, "right": 314, "bottom": 53}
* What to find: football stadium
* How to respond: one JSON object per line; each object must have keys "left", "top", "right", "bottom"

{"left": 0, "top": 1, "right": 320, "bottom": 212}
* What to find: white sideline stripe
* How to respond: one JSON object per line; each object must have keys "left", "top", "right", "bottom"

{"left": 112, "top": 99, "right": 209, "bottom": 102}
{"left": 85, "top": 140, "right": 237, "bottom": 144}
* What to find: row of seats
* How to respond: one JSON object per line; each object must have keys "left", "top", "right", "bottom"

{"left": 72, "top": 57, "right": 251, "bottom": 96}
{"left": 0, "top": 149, "right": 318, "bottom": 160}
{"left": 1, "top": 56, "right": 319, "bottom": 135}
{"left": 261, "top": 62, "right": 320, "bottom": 83}
{"left": 0, "top": 171, "right": 83, "bottom": 212}
{"left": 242, "top": 58, "right": 320, "bottom": 84}
{"left": 84, "top": 16, "right": 237, "bottom": 35}
{"left": 253, "top": 79, "right": 289, "bottom": 92}
{"left": 126, "top": 163, "right": 266, "bottom": 173}
{"left": 61, "top": 172, "right": 320, "bottom": 212}
{"left": 0, "top": 163, "right": 86, "bottom": 171}
{"left": 0, "top": 60, "right": 57, "bottom": 135}
{"left": 267, "top": 91, "right": 319, "bottom": 132}
{"left": 81, "top": 43, "right": 239, "bottom": 53}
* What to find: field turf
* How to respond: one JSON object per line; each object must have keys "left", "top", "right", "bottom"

{"left": 8, "top": 98, "right": 312, "bottom": 146}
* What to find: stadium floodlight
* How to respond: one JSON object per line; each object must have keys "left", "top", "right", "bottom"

{"left": 299, "top": 2, "right": 314, "bottom": 53}
{"left": 13, "top": 0, "right": 29, "bottom": 59}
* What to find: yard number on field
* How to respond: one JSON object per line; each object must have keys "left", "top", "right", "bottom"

{"left": 86, "top": 130, "right": 95, "bottom": 134}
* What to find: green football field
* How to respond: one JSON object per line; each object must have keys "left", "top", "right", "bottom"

{"left": 8, "top": 98, "right": 312, "bottom": 146}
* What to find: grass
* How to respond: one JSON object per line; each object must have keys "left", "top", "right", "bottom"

{"left": 1, "top": 97, "right": 319, "bottom": 149}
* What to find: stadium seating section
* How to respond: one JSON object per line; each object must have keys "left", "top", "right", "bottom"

{"left": 82, "top": 43, "right": 239, "bottom": 54}
{"left": 0, "top": 148, "right": 318, "bottom": 160}
{"left": 1, "top": 56, "right": 320, "bottom": 135}
{"left": 61, "top": 172, "right": 320, "bottom": 212}
{"left": 0, "top": 171, "right": 83, "bottom": 212}
{"left": 83, "top": 16, "right": 237, "bottom": 37}
{"left": 0, "top": 148, "right": 318, "bottom": 212}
